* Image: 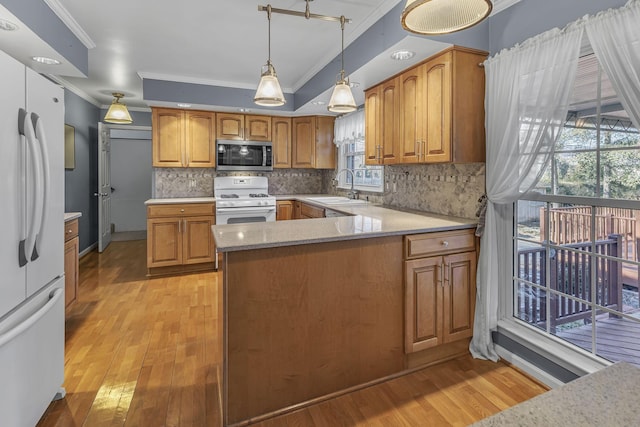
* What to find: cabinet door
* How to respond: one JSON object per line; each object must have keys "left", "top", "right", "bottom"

{"left": 405, "top": 256, "right": 442, "bottom": 353}
{"left": 364, "top": 87, "right": 381, "bottom": 165}
{"left": 442, "top": 251, "right": 476, "bottom": 344}
{"left": 182, "top": 216, "right": 216, "bottom": 265}
{"left": 246, "top": 115, "right": 272, "bottom": 141}
{"left": 380, "top": 77, "right": 400, "bottom": 164}
{"left": 152, "top": 108, "right": 185, "bottom": 167}
{"left": 399, "top": 66, "right": 424, "bottom": 164}
{"left": 292, "top": 117, "right": 315, "bottom": 168}
{"left": 424, "top": 54, "right": 452, "bottom": 163}
{"left": 186, "top": 111, "right": 216, "bottom": 167}
{"left": 64, "top": 237, "right": 79, "bottom": 307}
{"left": 276, "top": 201, "right": 293, "bottom": 221}
{"left": 217, "top": 113, "right": 245, "bottom": 140}
{"left": 147, "top": 218, "right": 183, "bottom": 267}
{"left": 272, "top": 117, "right": 292, "bottom": 168}
{"left": 315, "top": 116, "right": 335, "bottom": 169}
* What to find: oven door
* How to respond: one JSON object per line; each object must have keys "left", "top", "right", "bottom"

{"left": 215, "top": 206, "right": 276, "bottom": 224}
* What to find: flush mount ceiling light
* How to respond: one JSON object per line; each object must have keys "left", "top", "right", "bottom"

{"left": 327, "top": 15, "right": 357, "bottom": 114}
{"left": 401, "top": 0, "right": 492, "bottom": 35}
{"left": 391, "top": 49, "right": 416, "bottom": 61}
{"left": 104, "top": 92, "right": 133, "bottom": 124}
{"left": 257, "top": 1, "right": 354, "bottom": 112}
{"left": 31, "top": 56, "right": 60, "bottom": 65}
{"left": 254, "top": 5, "right": 286, "bottom": 107}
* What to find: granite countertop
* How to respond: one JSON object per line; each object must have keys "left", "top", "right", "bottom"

{"left": 472, "top": 362, "right": 640, "bottom": 426}
{"left": 145, "top": 197, "right": 216, "bottom": 205}
{"left": 213, "top": 195, "right": 477, "bottom": 252}
{"left": 64, "top": 212, "right": 82, "bottom": 222}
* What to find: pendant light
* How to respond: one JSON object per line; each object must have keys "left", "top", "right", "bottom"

{"left": 103, "top": 93, "right": 133, "bottom": 124}
{"left": 327, "top": 15, "right": 356, "bottom": 114}
{"left": 254, "top": 5, "right": 286, "bottom": 107}
{"left": 401, "top": 0, "right": 492, "bottom": 35}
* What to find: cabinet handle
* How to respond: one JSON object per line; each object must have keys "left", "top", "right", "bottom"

{"left": 67, "top": 229, "right": 73, "bottom": 234}
{"left": 441, "top": 240, "right": 449, "bottom": 247}
{"left": 443, "top": 262, "right": 449, "bottom": 285}
{"left": 178, "top": 220, "right": 181, "bottom": 233}
{"left": 180, "top": 208, "right": 185, "bottom": 213}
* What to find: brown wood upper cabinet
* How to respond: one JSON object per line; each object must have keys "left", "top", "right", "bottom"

{"left": 365, "top": 46, "right": 487, "bottom": 165}
{"left": 152, "top": 107, "right": 216, "bottom": 168}
{"left": 292, "top": 116, "right": 336, "bottom": 169}
{"left": 272, "top": 116, "right": 292, "bottom": 168}
{"left": 365, "top": 77, "right": 400, "bottom": 165}
{"left": 216, "top": 113, "right": 271, "bottom": 141}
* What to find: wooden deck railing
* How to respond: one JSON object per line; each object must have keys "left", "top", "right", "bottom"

{"left": 517, "top": 234, "right": 623, "bottom": 333}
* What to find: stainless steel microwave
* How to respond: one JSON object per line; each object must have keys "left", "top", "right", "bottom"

{"left": 216, "top": 140, "right": 273, "bottom": 171}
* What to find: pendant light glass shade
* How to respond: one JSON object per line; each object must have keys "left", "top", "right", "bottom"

{"left": 254, "top": 5, "right": 286, "bottom": 107}
{"left": 328, "top": 16, "right": 356, "bottom": 114}
{"left": 104, "top": 93, "right": 133, "bottom": 124}
{"left": 255, "top": 62, "right": 286, "bottom": 106}
{"left": 401, "top": 0, "right": 492, "bottom": 35}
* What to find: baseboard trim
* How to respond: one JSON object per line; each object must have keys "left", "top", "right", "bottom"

{"left": 495, "top": 344, "right": 566, "bottom": 389}
{"left": 79, "top": 243, "right": 97, "bottom": 258}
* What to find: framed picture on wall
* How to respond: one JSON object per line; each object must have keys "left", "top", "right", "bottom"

{"left": 64, "top": 124, "right": 75, "bottom": 170}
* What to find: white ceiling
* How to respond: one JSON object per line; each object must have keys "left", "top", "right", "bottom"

{"left": 0, "top": 0, "right": 521, "bottom": 114}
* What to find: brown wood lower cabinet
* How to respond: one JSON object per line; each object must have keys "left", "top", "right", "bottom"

{"left": 146, "top": 203, "right": 216, "bottom": 276}
{"left": 404, "top": 229, "right": 477, "bottom": 355}
{"left": 64, "top": 218, "right": 79, "bottom": 308}
{"left": 276, "top": 200, "right": 293, "bottom": 221}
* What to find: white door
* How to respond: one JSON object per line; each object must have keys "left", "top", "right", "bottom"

{"left": 0, "top": 49, "right": 27, "bottom": 318}
{"left": 24, "top": 68, "right": 65, "bottom": 297}
{"left": 98, "top": 122, "right": 112, "bottom": 252}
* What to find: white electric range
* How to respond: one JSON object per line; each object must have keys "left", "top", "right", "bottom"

{"left": 214, "top": 176, "right": 276, "bottom": 224}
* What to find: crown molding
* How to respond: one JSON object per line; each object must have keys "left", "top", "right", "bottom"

{"left": 491, "top": 0, "right": 522, "bottom": 16}
{"left": 43, "top": 0, "right": 96, "bottom": 49}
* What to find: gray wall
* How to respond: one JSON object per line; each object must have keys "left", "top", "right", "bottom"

{"left": 64, "top": 89, "right": 99, "bottom": 252}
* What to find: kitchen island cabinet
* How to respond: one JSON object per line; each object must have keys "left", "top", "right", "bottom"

{"left": 213, "top": 204, "right": 477, "bottom": 425}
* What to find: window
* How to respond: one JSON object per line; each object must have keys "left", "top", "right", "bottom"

{"left": 334, "top": 110, "right": 384, "bottom": 192}
{"left": 513, "top": 48, "right": 640, "bottom": 366}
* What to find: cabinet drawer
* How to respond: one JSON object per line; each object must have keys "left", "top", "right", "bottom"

{"left": 405, "top": 229, "right": 476, "bottom": 259}
{"left": 300, "top": 202, "right": 325, "bottom": 219}
{"left": 147, "top": 203, "right": 215, "bottom": 218}
{"left": 64, "top": 219, "right": 79, "bottom": 242}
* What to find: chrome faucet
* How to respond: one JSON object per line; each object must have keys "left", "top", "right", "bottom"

{"left": 334, "top": 168, "right": 359, "bottom": 200}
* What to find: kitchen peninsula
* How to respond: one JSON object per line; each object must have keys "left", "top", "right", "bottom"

{"left": 213, "top": 200, "right": 478, "bottom": 426}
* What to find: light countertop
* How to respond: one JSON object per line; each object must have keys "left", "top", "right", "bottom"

{"left": 213, "top": 196, "right": 477, "bottom": 252}
{"left": 64, "top": 212, "right": 82, "bottom": 222}
{"left": 145, "top": 197, "right": 216, "bottom": 205}
{"left": 472, "top": 362, "right": 640, "bottom": 426}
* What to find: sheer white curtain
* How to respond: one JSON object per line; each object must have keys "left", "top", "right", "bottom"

{"left": 470, "top": 25, "right": 584, "bottom": 361}
{"left": 333, "top": 110, "right": 364, "bottom": 147}
{"left": 586, "top": 0, "right": 640, "bottom": 129}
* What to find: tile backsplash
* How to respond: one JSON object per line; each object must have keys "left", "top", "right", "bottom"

{"left": 154, "top": 163, "right": 485, "bottom": 219}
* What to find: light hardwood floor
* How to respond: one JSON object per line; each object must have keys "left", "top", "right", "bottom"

{"left": 38, "top": 240, "right": 547, "bottom": 427}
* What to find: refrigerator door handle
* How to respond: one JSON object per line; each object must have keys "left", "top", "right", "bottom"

{"left": 17, "top": 109, "right": 32, "bottom": 267}
{"left": 0, "top": 288, "right": 63, "bottom": 349}
{"left": 30, "top": 113, "right": 49, "bottom": 261}
{"left": 22, "top": 110, "right": 43, "bottom": 265}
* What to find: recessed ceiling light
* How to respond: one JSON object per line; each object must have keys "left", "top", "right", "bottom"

{"left": 390, "top": 50, "right": 416, "bottom": 61}
{"left": 349, "top": 81, "right": 360, "bottom": 89}
{"left": 312, "top": 101, "right": 326, "bottom": 106}
{"left": 31, "top": 56, "right": 61, "bottom": 65}
{"left": 239, "top": 108, "right": 251, "bottom": 112}
{"left": 177, "top": 103, "right": 192, "bottom": 108}
{"left": 0, "top": 19, "right": 18, "bottom": 31}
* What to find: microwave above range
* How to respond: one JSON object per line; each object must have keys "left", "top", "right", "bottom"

{"left": 216, "top": 139, "right": 273, "bottom": 171}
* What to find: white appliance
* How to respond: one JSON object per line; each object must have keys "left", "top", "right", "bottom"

{"left": 214, "top": 176, "right": 276, "bottom": 224}
{"left": 0, "top": 48, "right": 65, "bottom": 427}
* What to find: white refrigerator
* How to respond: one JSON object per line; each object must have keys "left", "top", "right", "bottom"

{"left": 0, "top": 48, "right": 66, "bottom": 426}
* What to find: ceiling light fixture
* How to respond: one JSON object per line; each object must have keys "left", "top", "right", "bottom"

{"left": 401, "top": 0, "right": 492, "bottom": 35}
{"left": 391, "top": 49, "right": 416, "bottom": 61}
{"left": 257, "top": 1, "right": 354, "bottom": 113}
{"left": 0, "top": 19, "right": 18, "bottom": 31}
{"left": 104, "top": 92, "right": 133, "bottom": 124}
{"left": 254, "top": 5, "right": 286, "bottom": 107}
{"left": 327, "top": 15, "right": 357, "bottom": 114}
{"left": 31, "top": 56, "right": 60, "bottom": 65}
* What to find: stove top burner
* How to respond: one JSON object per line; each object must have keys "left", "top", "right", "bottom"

{"left": 220, "top": 194, "right": 239, "bottom": 199}
{"left": 249, "top": 193, "right": 270, "bottom": 198}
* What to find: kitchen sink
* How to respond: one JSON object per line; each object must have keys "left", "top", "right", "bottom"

{"left": 306, "top": 197, "right": 368, "bottom": 205}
